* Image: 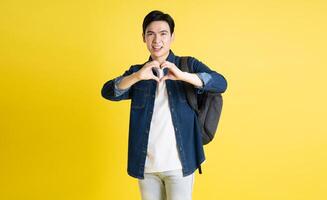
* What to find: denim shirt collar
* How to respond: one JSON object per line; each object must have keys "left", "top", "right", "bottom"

{"left": 147, "top": 49, "right": 176, "bottom": 63}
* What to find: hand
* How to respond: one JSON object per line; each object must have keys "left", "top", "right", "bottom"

{"left": 160, "top": 61, "right": 185, "bottom": 82}
{"left": 135, "top": 60, "right": 160, "bottom": 83}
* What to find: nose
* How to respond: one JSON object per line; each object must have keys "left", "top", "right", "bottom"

{"left": 153, "top": 34, "right": 160, "bottom": 43}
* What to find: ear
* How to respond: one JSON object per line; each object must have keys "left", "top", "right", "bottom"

{"left": 142, "top": 33, "right": 145, "bottom": 43}
{"left": 171, "top": 32, "right": 175, "bottom": 42}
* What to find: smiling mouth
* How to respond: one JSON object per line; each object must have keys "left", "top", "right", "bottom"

{"left": 152, "top": 46, "right": 163, "bottom": 51}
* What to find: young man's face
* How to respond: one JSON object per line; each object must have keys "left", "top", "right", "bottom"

{"left": 143, "top": 20, "right": 174, "bottom": 61}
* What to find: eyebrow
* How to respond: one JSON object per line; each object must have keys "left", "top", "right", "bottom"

{"left": 146, "top": 30, "right": 169, "bottom": 34}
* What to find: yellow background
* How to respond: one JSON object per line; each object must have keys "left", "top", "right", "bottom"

{"left": 1, "top": 0, "right": 326, "bottom": 199}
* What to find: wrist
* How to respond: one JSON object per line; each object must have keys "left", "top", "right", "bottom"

{"left": 132, "top": 72, "right": 142, "bottom": 82}
{"left": 181, "top": 72, "right": 203, "bottom": 88}
{"left": 180, "top": 71, "right": 189, "bottom": 82}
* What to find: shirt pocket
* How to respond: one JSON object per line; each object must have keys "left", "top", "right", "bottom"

{"left": 131, "top": 86, "right": 147, "bottom": 109}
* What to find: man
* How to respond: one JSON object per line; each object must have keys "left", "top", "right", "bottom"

{"left": 101, "top": 10, "right": 227, "bottom": 200}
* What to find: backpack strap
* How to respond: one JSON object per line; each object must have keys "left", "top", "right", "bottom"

{"left": 180, "top": 56, "right": 199, "bottom": 114}
{"left": 198, "top": 165, "right": 202, "bottom": 174}
{"left": 180, "top": 56, "right": 203, "bottom": 175}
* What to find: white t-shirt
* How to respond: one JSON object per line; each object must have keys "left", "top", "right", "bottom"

{"left": 144, "top": 81, "right": 183, "bottom": 173}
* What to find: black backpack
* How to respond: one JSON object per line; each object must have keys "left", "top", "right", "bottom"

{"left": 180, "top": 56, "right": 223, "bottom": 145}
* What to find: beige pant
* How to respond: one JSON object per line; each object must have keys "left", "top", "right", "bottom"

{"left": 138, "top": 169, "right": 195, "bottom": 200}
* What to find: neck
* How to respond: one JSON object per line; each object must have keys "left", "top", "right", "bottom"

{"left": 151, "top": 51, "right": 170, "bottom": 65}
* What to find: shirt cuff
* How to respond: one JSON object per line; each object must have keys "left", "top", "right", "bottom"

{"left": 195, "top": 72, "right": 212, "bottom": 94}
{"left": 114, "top": 76, "right": 130, "bottom": 97}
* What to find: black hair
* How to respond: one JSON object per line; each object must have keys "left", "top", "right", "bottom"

{"left": 142, "top": 10, "right": 175, "bottom": 35}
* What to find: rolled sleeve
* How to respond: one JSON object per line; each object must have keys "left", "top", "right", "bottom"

{"left": 190, "top": 57, "right": 227, "bottom": 93}
{"left": 114, "top": 75, "right": 131, "bottom": 97}
{"left": 195, "top": 72, "right": 212, "bottom": 94}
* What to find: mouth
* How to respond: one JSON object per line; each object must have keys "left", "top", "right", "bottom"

{"left": 152, "top": 46, "right": 163, "bottom": 52}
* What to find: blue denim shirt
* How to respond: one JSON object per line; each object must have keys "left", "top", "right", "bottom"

{"left": 101, "top": 50, "right": 227, "bottom": 179}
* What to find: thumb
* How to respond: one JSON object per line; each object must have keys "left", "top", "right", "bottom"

{"left": 160, "top": 75, "right": 170, "bottom": 82}
{"left": 151, "top": 75, "right": 160, "bottom": 83}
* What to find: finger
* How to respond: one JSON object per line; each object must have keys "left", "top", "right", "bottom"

{"left": 149, "top": 63, "right": 159, "bottom": 70}
{"left": 161, "top": 60, "right": 171, "bottom": 65}
{"left": 163, "top": 65, "right": 176, "bottom": 76}
{"left": 161, "top": 73, "right": 174, "bottom": 81}
{"left": 151, "top": 60, "right": 160, "bottom": 67}
{"left": 160, "top": 65, "right": 167, "bottom": 70}
{"left": 151, "top": 75, "right": 160, "bottom": 83}
{"left": 145, "top": 61, "right": 160, "bottom": 69}
{"left": 160, "top": 62, "right": 169, "bottom": 69}
{"left": 161, "top": 62, "right": 177, "bottom": 71}
{"left": 161, "top": 75, "right": 169, "bottom": 82}
{"left": 160, "top": 65, "right": 171, "bottom": 72}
